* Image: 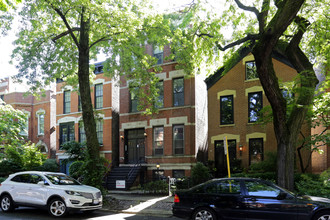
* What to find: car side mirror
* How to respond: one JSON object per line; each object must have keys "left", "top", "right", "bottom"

{"left": 277, "top": 192, "right": 287, "bottom": 200}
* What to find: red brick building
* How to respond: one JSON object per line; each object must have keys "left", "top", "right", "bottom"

{"left": 205, "top": 48, "right": 311, "bottom": 176}
{"left": 0, "top": 77, "right": 56, "bottom": 158}
{"left": 118, "top": 45, "right": 208, "bottom": 182}
{"left": 55, "top": 65, "right": 119, "bottom": 174}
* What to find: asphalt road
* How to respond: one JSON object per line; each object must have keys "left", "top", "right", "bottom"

{"left": 0, "top": 207, "right": 180, "bottom": 220}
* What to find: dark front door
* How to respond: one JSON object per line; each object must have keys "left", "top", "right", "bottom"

{"left": 125, "top": 129, "right": 145, "bottom": 164}
{"left": 214, "top": 140, "right": 237, "bottom": 177}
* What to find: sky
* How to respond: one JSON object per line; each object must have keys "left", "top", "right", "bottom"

{"left": 0, "top": 0, "right": 194, "bottom": 80}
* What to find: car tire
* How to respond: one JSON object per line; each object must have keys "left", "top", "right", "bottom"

{"left": 48, "top": 198, "right": 67, "bottom": 217}
{"left": 0, "top": 194, "right": 15, "bottom": 212}
{"left": 313, "top": 211, "right": 330, "bottom": 220}
{"left": 192, "top": 207, "right": 217, "bottom": 220}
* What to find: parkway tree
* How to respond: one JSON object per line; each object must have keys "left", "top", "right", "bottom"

{"left": 10, "top": 0, "right": 171, "bottom": 188}
{"left": 170, "top": 0, "right": 328, "bottom": 190}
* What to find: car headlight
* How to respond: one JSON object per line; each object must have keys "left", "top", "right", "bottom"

{"left": 65, "top": 190, "right": 83, "bottom": 196}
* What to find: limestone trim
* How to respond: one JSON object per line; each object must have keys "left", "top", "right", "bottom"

{"left": 120, "top": 121, "right": 148, "bottom": 131}
{"left": 245, "top": 86, "right": 264, "bottom": 96}
{"left": 217, "top": 90, "right": 237, "bottom": 99}
{"left": 246, "top": 132, "right": 267, "bottom": 142}
{"left": 242, "top": 54, "right": 255, "bottom": 64}
{"left": 211, "top": 133, "right": 240, "bottom": 144}
{"left": 57, "top": 116, "right": 78, "bottom": 125}
{"left": 168, "top": 69, "right": 185, "bottom": 80}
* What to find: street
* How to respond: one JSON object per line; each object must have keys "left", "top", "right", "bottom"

{"left": 0, "top": 207, "right": 180, "bottom": 220}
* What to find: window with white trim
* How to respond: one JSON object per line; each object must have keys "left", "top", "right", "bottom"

{"left": 63, "top": 90, "right": 71, "bottom": 114}
{"left": 153, "top": 126, "right": 164, "bottom": 156}
{"left": 95, "top": 84, "right": 103, "bottom": 109}
{"left": 246, "top": 61, "right": 258, "bottom": 80}
{"left": 38, "top": 113, "right": 45, "bottom": 135}
{"left": 173, "top": 124, "right": 184, "bottom": 155}
{"left": 96, "top": 120, "right": 103, "bottom": 146}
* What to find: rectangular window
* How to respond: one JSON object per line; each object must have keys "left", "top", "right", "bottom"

{"left": 153, "top": 126, "right": 164, "bottom": 155}
{"left": 246, "top": 61, "right": 258, "bottom": 80}
{"left": 96, "top": 120, "right": 103, "bottom": 146}
{"left": 173, "top": 125, "right": 184, "bottom": 155}
{"left": 156, "top": 81, "right": 164, "bottom": 108}
{"left": 95, "top": 84, "right": 103, "bottom": 109}
{"left": 172, "top": 170, "right": 185, "bottom": 179}
{"left": 79, "top": 122, "right": 86, "bottom": 144}
{"left": 38, "top": 114, "right": 45, "bottom": 135}
{"left": 63, "top": 90, "right": 71, "bottom": 114}
{"left": 249, "top": 138, "right": 263, "bottom": 165}
{"left": 0, "top": 94, "right": 4, "bottom": 102}
{"left": 59, "top": 122, "right": 74, "bottom": 148}
{"left": 173, "top": 78, "right": 184, "bottom": 107}
{"left": 248, "top": 91, "right": 263, "bottom": 123}
{"left": 220, "top": 95, "right": 234, "bottom": 125}
{"left": 153, "top": 46, "right": 163, "bottom": 65}
{"left": 20, "top": 116, "right": 29, "bottom": 136}
{"left": 78, "top": 95, "right": 81, "bottom": 112}
{"left": 217, "top": 139, "right": 237, "bottom": 161}
{"left": 130, "top": 87, "right": 139, "bottom": 113}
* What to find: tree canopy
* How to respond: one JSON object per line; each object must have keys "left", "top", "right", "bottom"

{"left": 169, "top": 0, "right": 328, "bottom": 190}
{"left": 0, "top": 103, "right": 28, "bottom": 147}
{"left": 10, "top": 0, "right": 172, "bottom": 188}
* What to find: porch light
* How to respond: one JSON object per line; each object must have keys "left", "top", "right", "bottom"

{"left": 239, "top": 145, "right": 243, "bottom": 156}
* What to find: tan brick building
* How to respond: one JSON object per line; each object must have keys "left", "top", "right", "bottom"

{"left": 205, "top": 48, "right": 311, "bottom": 177}
{"left": 0, "top": 77, "right": 56, "bottom": 158}
{"left": 118, "top": 45, "right": 208, "bottom": 182}
{"left": 55, "top": 65, "right": 119, "bottom": 174}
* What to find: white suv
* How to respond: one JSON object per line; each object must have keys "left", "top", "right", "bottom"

{"left": 0, "top": 171, "right": 102, "bottom": 217}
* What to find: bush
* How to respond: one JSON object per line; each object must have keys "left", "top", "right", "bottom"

{"left": 36, "top": 159, "right": 59, "bottom": 172}
{"left": 175, "top": 177, "right": 192, "bottom": 190}
{"left": 69, "top": 161, "right": 84, "bottom": 179}
{"left": 295, "top": 173, "right": 330, "bottom": 198}
{"left": 249, "top": 152, "right": 277, "bottom": 172}
{"left": 191, "top": 162, "right": 211, "bottom": 186}
{"left": 0, "top": 160, "right": 22, "bottom": 177}
{"left": 0, "top": 177, "right": 6, "bottom": 183}
{"left": 142, "top": 180, "right": 168, "bottom": 194}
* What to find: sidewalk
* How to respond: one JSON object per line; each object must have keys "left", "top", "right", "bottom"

{"left": 102, "top": 190, "right": 174, "bottom": 217}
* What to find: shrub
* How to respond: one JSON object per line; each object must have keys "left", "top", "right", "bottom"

{"left": 36, "top": 159, "right": 59, "bottom": 172}
{"left": 191, "top": 162, "right": 211, "bottom": 186}
{"left": 249, "top": 151, "right": 277, "bottom": 172}
{"left": 69, "top": 161, "right": 84, "bottom": 179}
{"left": 142, "top": 180, "right": 168, "bottom": 194}
{"left": 175, "top": 177, "right": 192, "bottom": 190}
{"left": 295, "top": 173, "right": 330, "bottom": 198}
{"left": 0, "top": 160, "right": 22, "bottom": 177}
{"left": 0, "top": 177, "right": 6, "bottom": 183}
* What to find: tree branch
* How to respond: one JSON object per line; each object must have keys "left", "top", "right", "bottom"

{"left": 52, "top": 27, "right": 80, "bottom": 43}
{"left": 46, "top": 1, "right": 80, "bottom": 48}
{"left": 234, "top": 0, "right": 259, "bottom": 18}
{"left": 215, "top": 34, "right": 259, "bottom": 51}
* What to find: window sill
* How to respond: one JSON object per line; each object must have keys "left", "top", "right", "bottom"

{"left": 245, "top": 78, "right": 259, "bottom": 82}
{"left": 219, "top": 124, "right": 235, "bottom": 128}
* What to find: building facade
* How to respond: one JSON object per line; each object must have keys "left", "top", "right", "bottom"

{"left": 55, "top": 65, "right": 119, "bottom": 174}
{"left": 205, "top": 49, "right": 311, "bottom": 177}
{"left": 118, "top": 45, "right": 208, "bottom": 182}
{"left": 0, "top": 77, "right": 56, "bottom": 158}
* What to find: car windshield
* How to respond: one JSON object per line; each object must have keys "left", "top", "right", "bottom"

{"left": 45, "top": 174, "right": 80, "bottom": 185}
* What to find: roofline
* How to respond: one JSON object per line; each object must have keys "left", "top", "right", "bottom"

{"left": 205, "top": 47, "right": 294, "bottom": 90}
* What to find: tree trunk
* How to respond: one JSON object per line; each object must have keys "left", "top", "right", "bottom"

{"left": 78, "top": 9, "right": 100, "bottom": 179}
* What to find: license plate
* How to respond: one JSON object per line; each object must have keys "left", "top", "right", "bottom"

{"left": 92, "top": 199, "right": 99, "bottom": 204}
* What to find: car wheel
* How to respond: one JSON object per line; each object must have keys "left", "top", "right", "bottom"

{"left": 0, "top": 194, "right": 14, "bottom": 212}
{"left": 192, "top": 207, "right": 217, "bottom": 220}
{"left": 314, "top": 211, "right": 330, "bottom": 220}
{"left": 48, "top": 198, "right": 67, "bottom": 217}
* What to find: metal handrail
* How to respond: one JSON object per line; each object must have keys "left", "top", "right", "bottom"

{"left": 126, "top": 161, "right": 140, "bottom": 181}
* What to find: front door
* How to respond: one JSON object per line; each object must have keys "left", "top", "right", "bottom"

{"left": 214, "top": 140, "right": 237, "bottom": 177}
{"left": 126, "top": 129, "right": 145, "bottom": 164}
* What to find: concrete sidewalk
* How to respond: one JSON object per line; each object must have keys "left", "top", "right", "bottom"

{"left": 102, "top": 190, "right": 174, "bottom": 217}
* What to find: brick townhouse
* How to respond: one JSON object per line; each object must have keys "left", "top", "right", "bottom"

{"left": 55, "top": 65, "right": 119, "bottom": 174}
{"left": 117, "top": 44, "right": 208, "bottom": 183}
{"left": 0, "top": 77, "right": 56, "bottom": 158}
{"left": 205, "top": 47, "right": 311, "bottom": 177}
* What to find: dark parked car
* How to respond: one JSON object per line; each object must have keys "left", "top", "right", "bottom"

{"left": 172, "top": 177, "right": 330, "bottom": 220}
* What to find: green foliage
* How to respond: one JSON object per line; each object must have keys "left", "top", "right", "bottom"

{"left": 61, "top": 141, "right": 86, "bottom": 162}
{"left": 0, "top": 177, "right": 6, "bottom": 183}
{"left": 142, "top": 180, "right": 168, "bottom": 194}
{"left": 0, "top": 104, "right": 28, "bottom": 147}
{"left": 191, "top": 162, "right": 211, "bottom": 186}
{"left": 295, "top": 173, "right": 330, "bottom": 198}
{"left": 68, "top": 161, "right": 84, "bottom": 179}
{"left": 249, "top": 152, "right": 277, "bottom": 173}
{"left": 0, "top": 159, "right": 23, "bottom": 176}
{"left": 174, "top": 177, "right": 192, "bottom": 190}
{"left": 231, "top": 172, "right": 277, "bottom": 182}
{"left": 22, "top": 144, "right": 47, "bottom": 170}
{"left": 36, "top": 159, "right": 59, "bottom": 172}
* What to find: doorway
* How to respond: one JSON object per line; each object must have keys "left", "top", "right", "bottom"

{"left": 125, "top": 129, "right": 145, "bottom": 164}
